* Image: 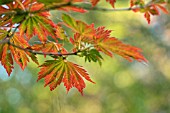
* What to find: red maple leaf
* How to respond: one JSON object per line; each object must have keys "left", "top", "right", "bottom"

{"left": 38, "top": 58, "right": 95, "bottom": 95}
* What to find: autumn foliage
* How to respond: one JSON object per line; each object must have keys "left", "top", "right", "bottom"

{"left": 0, "top": 0, "right": 168, "bottom": 95}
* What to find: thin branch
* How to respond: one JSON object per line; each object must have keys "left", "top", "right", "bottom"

{"left": 7, "top": 40, "right": 94, "bottom": 56}
{"left": 72, "top": 5, "right": 133, "bottom": 12}
{"left": 8, "top": 41, "right": 78, "bottom": 56}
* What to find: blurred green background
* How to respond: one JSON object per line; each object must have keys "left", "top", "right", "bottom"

{"left": 1, "top": 1, "right": 170, "bottom": 113}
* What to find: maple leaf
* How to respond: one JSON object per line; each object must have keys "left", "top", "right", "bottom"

{"left": 93, "top": 27, "right": 147, "bottom": 62}
{"left": 38, "top": 57, "right": 95, "bottom": 95}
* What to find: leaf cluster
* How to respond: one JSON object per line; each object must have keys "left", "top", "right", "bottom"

{"left": 0, "top": 0, "right": 168, "bottom": 95}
